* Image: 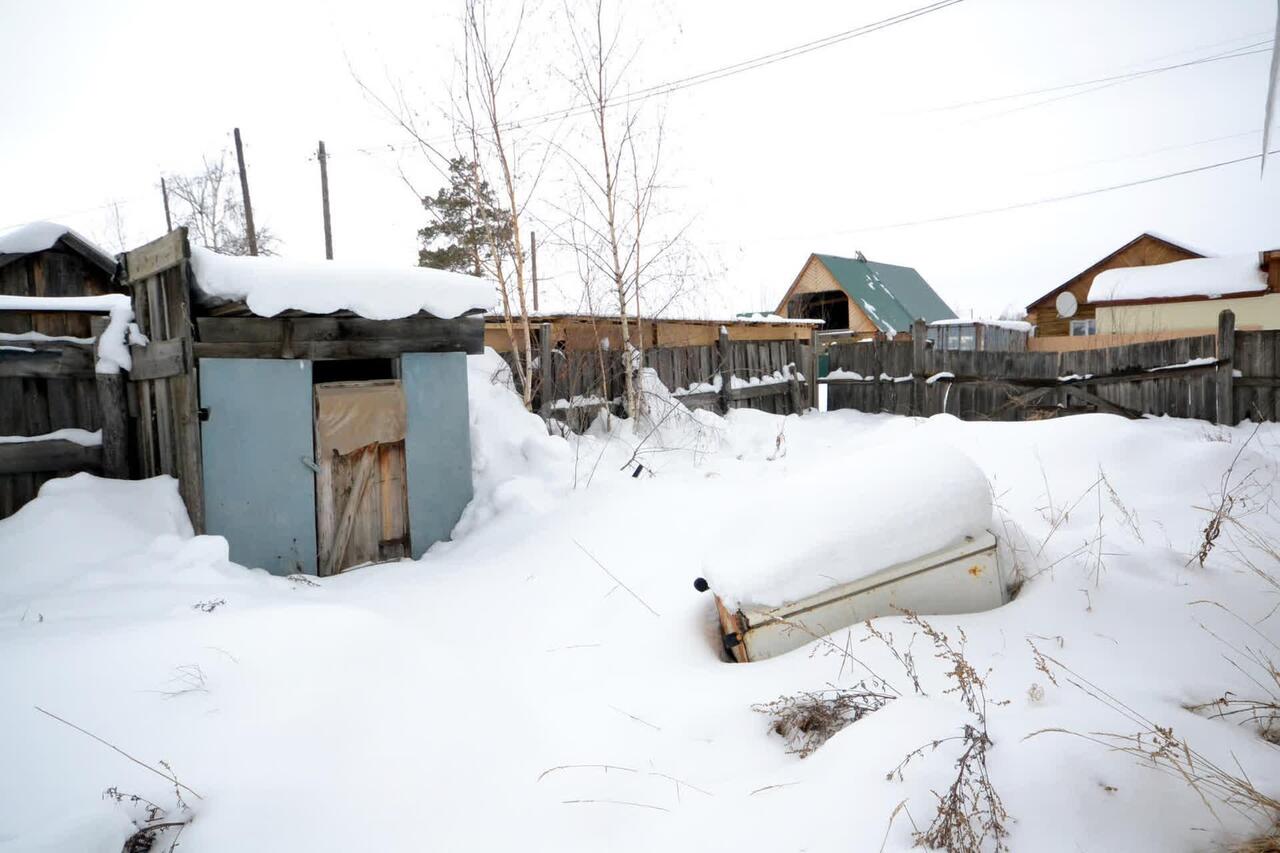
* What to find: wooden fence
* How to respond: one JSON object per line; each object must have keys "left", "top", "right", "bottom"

{"left": 822, "top": 312, "right": 1274, "bottom": 425}
{"left": 530, "top": 324, "right": 819, "bottom": 428}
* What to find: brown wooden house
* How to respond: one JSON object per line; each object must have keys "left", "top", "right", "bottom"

{"left": 1026, "top": 233, "right": 1202, "bottom": 339}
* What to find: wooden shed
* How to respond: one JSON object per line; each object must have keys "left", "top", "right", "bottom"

{"left": 776, "top": 252, "right": 957, "bottom": 339}
{"left": 0, "top": 222, "right": 123, "bottom": 518}
{"left": 1025, "top": 233, "right": 1202, "bottom": 340}
{"left": 121, "top": 229, "right": 490, "bottom": 576}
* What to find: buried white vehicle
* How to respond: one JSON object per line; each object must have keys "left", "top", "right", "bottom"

{"left": 698, "top": 435, "right": 1006, "bottom": 662}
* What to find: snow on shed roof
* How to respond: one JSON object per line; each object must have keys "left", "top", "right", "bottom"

{"left": 0, "top": 221, "right": 116, "bottom": 275}
{"left": 1087, "top": 254, "right": 1266, "bottom": 303}
{"left": 189, "top": 247, "right": 495, "bottom": 320}
{"left": 929, "top": 318, "right": 1032, "bottom": 332}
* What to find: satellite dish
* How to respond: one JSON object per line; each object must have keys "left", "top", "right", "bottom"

{"left": 1055, "top": 291, "right": 1078, "bottom": 318}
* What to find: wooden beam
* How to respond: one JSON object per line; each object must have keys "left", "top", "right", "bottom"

{"left": 128, "top": 337, "right": 189, "bottom": 381}
{"left": 729, "top": 382, "right": 793, "bottom": 402}
{"left": 194, "top": 338, "right": 482, "bottom": 360}
{"left": 1061, "top": 385, "right": 1143, "bottom": 419}
{"left": 195, "top": 315, "right": 484, "bottom": 355}
{"left": 0, "top": 440, "right": 102, "bottom": 475}
{"left": 96, "top": 373, "right": 129, "bottom": 477}
{"left": 0, "top": 346, "right": 95, "bottom": 379}
{"left": 124, "top": 229, "right": 190, "bottom": 283}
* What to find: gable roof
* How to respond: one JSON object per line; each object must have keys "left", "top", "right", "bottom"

{"left": 0, "top": 221, "right": 117, "bottom": 277}
{"left": 1024, "top": 232, "right": 1203, "bottom": 312}
{"left": 810, "top": 253, "right": 956, "bottom": 335}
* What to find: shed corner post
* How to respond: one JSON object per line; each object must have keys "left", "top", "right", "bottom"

{"left": 911, "top": 318, "right": 927, "bottom": 417}
{"left": 538, "top": 321, "right": 553, "bottom": 420}
{"left": 718, "top": 326, "right": 733, "bottom": 415}
{"left": 1215, "top": 308, "right": 1236, "bottom": 425}
{"left": 808, "top": 326, "right": 819, "bottom": 411}
{"left": 90, "top": 316, "right": 129, "bottom": 479}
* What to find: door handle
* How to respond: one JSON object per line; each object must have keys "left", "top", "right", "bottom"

{"left": 300, "top": 456, "right": 320, "bottom": 474}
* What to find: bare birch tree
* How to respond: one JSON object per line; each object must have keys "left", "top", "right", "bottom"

{"left": 561, "top": 0, "right": 692, "bottom": 418}
{"left": 455, "top": 0, "right": 541, "bottom": 410}
{"left": 352, "top": 0, "right": 551, "bottom": 411}
{"left": 166, "top": 152, "right": 278, "bottom": 256}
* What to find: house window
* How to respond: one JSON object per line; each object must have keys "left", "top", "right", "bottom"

{"left": 1069, "top": 319, "right": 1096, "bottom": 336}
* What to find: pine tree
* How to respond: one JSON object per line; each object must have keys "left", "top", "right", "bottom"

{"left": 418, "top": 158, "right": 513, "bottom": 277}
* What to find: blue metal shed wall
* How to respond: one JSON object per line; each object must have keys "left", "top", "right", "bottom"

{"left": 401, "top": 352, "right": 474, "bottom": 557}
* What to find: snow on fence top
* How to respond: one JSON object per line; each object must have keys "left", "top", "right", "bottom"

{"left": 189, "top": 247, "right": 495, "bottom": 320}
{"left": 703, "top": 436, "right": 992, "bottom": 608}
{"left": 929, "top": 317, "right": 1032, "bottom": 333}
{"left": 1087, "top": 254, "right": 1266, "bottom": 303}
{"left": 0, "top": 294, "right": 134, "bottom": 374}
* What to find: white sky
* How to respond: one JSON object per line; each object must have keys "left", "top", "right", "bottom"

{"left": 1, "top": 0, "right": 1277, "bottom": 318}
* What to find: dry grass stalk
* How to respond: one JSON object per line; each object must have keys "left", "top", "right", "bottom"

{"left": 898, "top": 614, "right": 1009, "bottom": 853}
{"left": 1027, "top": 653, "right": 1280, "bottom": 842}
{"left": 753, "top": 684, "right": 895, "bottom": 758}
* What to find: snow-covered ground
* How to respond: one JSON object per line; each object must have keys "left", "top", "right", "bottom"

{"left": 2, "top": 351, "right": 1278, "bottom": 852}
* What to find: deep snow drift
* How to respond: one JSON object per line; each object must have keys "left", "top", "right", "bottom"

{"left": 1, "top": 351, "right": 1279, "bottom": 852}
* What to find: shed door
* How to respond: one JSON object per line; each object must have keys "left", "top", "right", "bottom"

{"left": 199, "top": 358, "right": 318, "bottom": 575}
{"left": 401, "top": 352, "right": 473, "bottom": 558}
{"left": 313, "top": 380, "right": 410, "bottom": 575}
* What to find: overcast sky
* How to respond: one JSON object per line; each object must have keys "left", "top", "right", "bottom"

{"left": 1, "top": 0, "right": 1277, "bottom": 318}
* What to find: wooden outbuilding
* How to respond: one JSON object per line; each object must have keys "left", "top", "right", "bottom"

{"left": 483, "top": 311, "right": 814, "bottom": 353}
{"left": 0, "top": 223, "right": 124, "bottom": 517}
{"left": 121, "top": 229, "right": 489, "bottom": 576}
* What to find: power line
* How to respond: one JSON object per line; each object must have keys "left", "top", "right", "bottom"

{"left": 913, "top": 41, "right": 1271, "bottom": 115}
{"left": 339, "top": 0, "right": 966, "bottom": 157}
{"left": 820, "top": 148, "right": 1280, "bottom": 236}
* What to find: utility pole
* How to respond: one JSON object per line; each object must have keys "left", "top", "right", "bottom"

{"left": 318, "top": 140, "right": 333, "bottom": 260}
{"left": 531, "top": 231, "right": 539, "bottom": 312}
{"left": 233, "top": 127, "right": 259, "bottom": 256}
{"left": 160, "top": 177, "right": 173, "bottom": 231}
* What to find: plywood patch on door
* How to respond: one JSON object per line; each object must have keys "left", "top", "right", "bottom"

{"left": 314, "top": 380, "right": 410, "bottom": 575}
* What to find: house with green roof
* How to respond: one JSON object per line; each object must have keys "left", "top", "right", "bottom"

{"left": 775, "top": 252, "right": 956, "bottom": 338}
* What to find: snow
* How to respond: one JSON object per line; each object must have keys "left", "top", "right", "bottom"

{"left": 704, "top": 437, "right": 992, "bottom": 607}
{"left": 0, "top": 429, "right": 101, "bottom": 447}
{"left": 0, "top": 331, "right": 95, "bottom": 346}
{"left": 188, "top": 247, "right": 494, "bottom": 320}
{"left": 926, "top": 371, "right": 955, "bottom": 384}
{"left": 929, "top": 318, "right": 1034, "bottom": 332}
{"left": 2, "top": 350, "right": 1280, "bottom": 852}
{"left": 1148, "top": 356, "right": 1218, "bottom": 372}
{"left": 825, "top": 368, "right": 865, "bottom": 380}
{"left": 1088, "top": 254, "right": 1266, "bottom": 302}
{"left": 0, "top": 221, "right": 104, "bottom": 258}
{"left": 0, "top": 295, "right": 133, "bottom": 373}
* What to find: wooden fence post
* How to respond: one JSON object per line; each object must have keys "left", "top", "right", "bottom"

{"left": 911, "top": 319, "right": 927, "bottom": 416}
{"left": 91, "top": 316, "right": 129, "bottom": 479}
{"left": 1215, "top": 309, "right": 1235, "bottom": 425}
{"left": 808, "top": 327, "right": 819, "bottom": 410}
{"left": 787, "top": 340, "right": 804, "bottom": 414}
{"left": 718, "top": 326, "right": 733, "bottom": 415}
{"left": 539, "top": 321, "right": 553, "bottom": 419}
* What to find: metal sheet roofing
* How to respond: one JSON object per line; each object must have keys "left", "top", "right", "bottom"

{"left": 814, "top": 254, "right": 956, "bottom": 335}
